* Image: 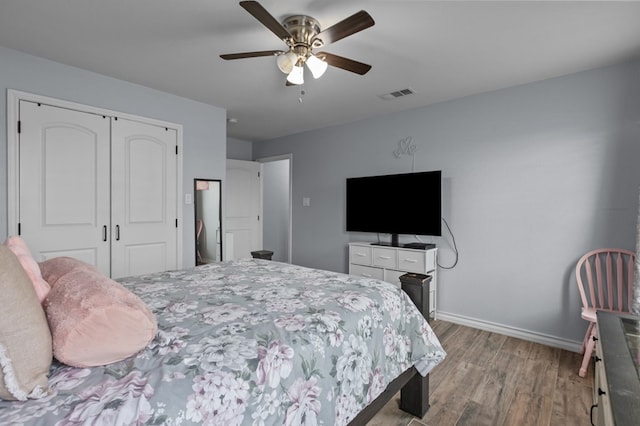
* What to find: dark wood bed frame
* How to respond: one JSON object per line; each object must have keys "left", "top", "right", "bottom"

{"left": 348, "top": 273, "right": 432, "bottom": 425}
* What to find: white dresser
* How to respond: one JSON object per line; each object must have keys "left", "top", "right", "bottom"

{"left": 348, "top": 242, "right": 438, "bottom": 319}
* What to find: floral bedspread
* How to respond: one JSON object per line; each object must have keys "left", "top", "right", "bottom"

{"left": 0, "top": 259, "right": 446, "bottom": 426}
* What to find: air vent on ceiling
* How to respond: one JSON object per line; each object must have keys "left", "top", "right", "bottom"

{"left": 378, "top": 88, "right": 417, "bottom": 101}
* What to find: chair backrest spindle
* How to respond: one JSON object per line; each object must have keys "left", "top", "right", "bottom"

{"left": 596, "top": 253, "right": 604, "bottom": 309}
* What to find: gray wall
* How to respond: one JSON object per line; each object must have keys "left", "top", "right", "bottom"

{"left": 0, "top": 46, "right": 227, "bottom": 267}
{"left": 227, "top": 137, "right": 253, "bottom": 160}
{"left": 253, "top": 58, "right": 640, "bottom": 344}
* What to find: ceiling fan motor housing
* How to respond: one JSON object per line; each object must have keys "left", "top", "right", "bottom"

{"left": 282, "top": 15, "right": 323, "bottom": 53}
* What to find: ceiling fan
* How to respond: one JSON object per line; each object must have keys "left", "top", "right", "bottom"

{"left": 220, "top": 1, "right": 375, "bottom": 85}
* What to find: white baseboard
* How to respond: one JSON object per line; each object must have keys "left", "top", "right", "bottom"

{"left": 436, "top": 311, "right": 583, "bottom": 353}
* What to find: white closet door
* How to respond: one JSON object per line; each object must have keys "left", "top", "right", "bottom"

{"left": 111, "top": 118, "right": 178, "bottom": 278}
{"left": 18, "top": 101, "right": 111, "bottom": 273}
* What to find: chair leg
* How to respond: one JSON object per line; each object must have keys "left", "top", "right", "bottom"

{"left": 580, "top": 322, "right": 594, "bottom": 354}
{"left": 579, "top": 325, "right": 596, "bottom": 377}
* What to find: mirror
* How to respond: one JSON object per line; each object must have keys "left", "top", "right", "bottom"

{"left": 194, "top": 179, "right": 222, "bottom": 265}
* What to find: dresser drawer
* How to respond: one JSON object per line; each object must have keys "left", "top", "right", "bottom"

{"left": 350, "top": 264, "right": 384, "bottom": 280}
{"left": 373, "top": 247, "right": 397, "bottom": 269}
{"left": 349, "top": 245, "right": 372, "bottom": 266}
{"left": 398, "top": 249, "right": 425, "bottom": 273}
{"left": 384, "top": 269, "right": 405, "bottom": 288}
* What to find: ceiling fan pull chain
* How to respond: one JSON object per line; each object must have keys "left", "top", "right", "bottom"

{"left": 298, "top": 86, "right": 306, "bottom": 103}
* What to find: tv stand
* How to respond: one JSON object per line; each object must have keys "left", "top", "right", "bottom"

{"left": 348, "top": 242, "right": 438, "bottom": 319}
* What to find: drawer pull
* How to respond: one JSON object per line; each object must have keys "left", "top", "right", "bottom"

{"left": 362, "top": 273, "right": 372, "bottom": 277}
{"left": 403, "top": 259, "right": 418, "bottom": 263}
{"left": 356, "top": 252, "right": 367, "bottom": 257}
{"left": 597, "top": 388, "right": 606, "bottom": 396}
{"left": 594, "top": 356, "right": 601, "bottom": 363}
{"left": 378, "top": 255, "right": 391, "bottom": 260}
{"left": 590, "top": 404, "right": 597, "bottom": 426}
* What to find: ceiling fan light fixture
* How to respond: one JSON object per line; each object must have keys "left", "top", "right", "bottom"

{"left": 276, "top": 51, "right": 298, "bottom": 74}
{"left": 306, "top": 54, "right": 328, "bottom": 79}
{"left": 287, "top": 64, "right": 304, "bottom": 85}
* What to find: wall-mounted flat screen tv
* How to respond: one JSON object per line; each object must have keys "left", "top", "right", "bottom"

{"left": 346, "top": 170, "right": 442, "bottom": 245}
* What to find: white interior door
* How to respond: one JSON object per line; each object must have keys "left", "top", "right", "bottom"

{"left": 225, "top": 159, "right": 262, "bottom": 260}
{"left": 111, "top": 118, "right": 178, "bottom": 278}
{"left": 18, "top": 101, "right": 111, "bottom": 273}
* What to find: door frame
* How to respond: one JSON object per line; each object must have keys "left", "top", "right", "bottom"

{"left": 6, "top": 89, "right": 184, "bottom": 269}
{"left": 257, "top": 154, "right": 293, "bottom": 263}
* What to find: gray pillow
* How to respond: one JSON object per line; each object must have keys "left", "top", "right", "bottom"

{"left": 0, "top": 245, "right": 52, "bottom": 400}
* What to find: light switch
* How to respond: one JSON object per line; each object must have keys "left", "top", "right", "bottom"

{"left": 185, "top": 193, "right": 193, "bottom": 204}
{"left": 303, "top": 197, "right": 310, "bottom": 207}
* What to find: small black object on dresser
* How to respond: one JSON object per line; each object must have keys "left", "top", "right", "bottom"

{"left": 402, "top": 242, "right": 436, "bottom": 250}
{"left": 251, "top": 250, "right": 274, "bottom": 260}
{"left": 399, "top": 273, "right": 431, "bottom": 323}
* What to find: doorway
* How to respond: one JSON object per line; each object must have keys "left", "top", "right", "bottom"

{"left": 259, "top": 155, "right": 292, "bottom": 263}
{"left": 194, "top": 179, "right": 222, "bottom": 265}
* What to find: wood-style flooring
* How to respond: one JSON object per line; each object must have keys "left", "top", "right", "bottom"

{"left": 367, "top": 320, "right": 594, "bottom": 426}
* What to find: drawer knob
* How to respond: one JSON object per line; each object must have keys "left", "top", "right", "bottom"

{"left": 598, "top": 388, "right": 606, "bottom": 396}
{"left": 594, "top": 356, "right": 601, "bottom": 363}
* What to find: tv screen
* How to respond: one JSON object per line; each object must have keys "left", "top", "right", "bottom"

{"left": 346, "top": 170, "right": 442, "bottom": 240}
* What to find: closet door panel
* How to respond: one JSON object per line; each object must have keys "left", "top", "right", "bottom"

{"left": 111, "top": 118, "right": 177, "bottom": 278}
{"left": 128, "top": 140, "right": 165, "bottom": 223}
{"left": 18, "top": 101, "right": 111, "bottom": 274}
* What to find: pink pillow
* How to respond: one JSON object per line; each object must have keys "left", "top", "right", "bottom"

{"left": 4, "top": 236, "right": 50, "bottom": 303}
{"left": 42, "top": 258, "right": 157, "bottom": 367}
{"left": 39, "top": 256, "right": 90, "bottom": 288}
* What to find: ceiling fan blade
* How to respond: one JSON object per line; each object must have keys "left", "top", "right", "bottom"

{"left": 220, "top": 50, "right": 283, "bottom": 60}
{"left": 240, "top": 1, "right": 293, "bottom": 42}
{"left": 316, "top": 52, "right": 372, "bottom": 75}
{"left": 312, "top": 10, "right": 374, "bottom": 46}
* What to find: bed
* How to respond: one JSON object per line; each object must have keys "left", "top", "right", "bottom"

{"left": 0, "top": 258, "right": 446, "bottom": 425}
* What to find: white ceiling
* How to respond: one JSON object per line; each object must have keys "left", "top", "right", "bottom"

{"left": 1, "top": 1, "right": 640, "bottom": 142}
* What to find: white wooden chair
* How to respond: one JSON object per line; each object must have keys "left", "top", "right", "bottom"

{"left": 575, "top": 248, "right": 635, "bottom": 377}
